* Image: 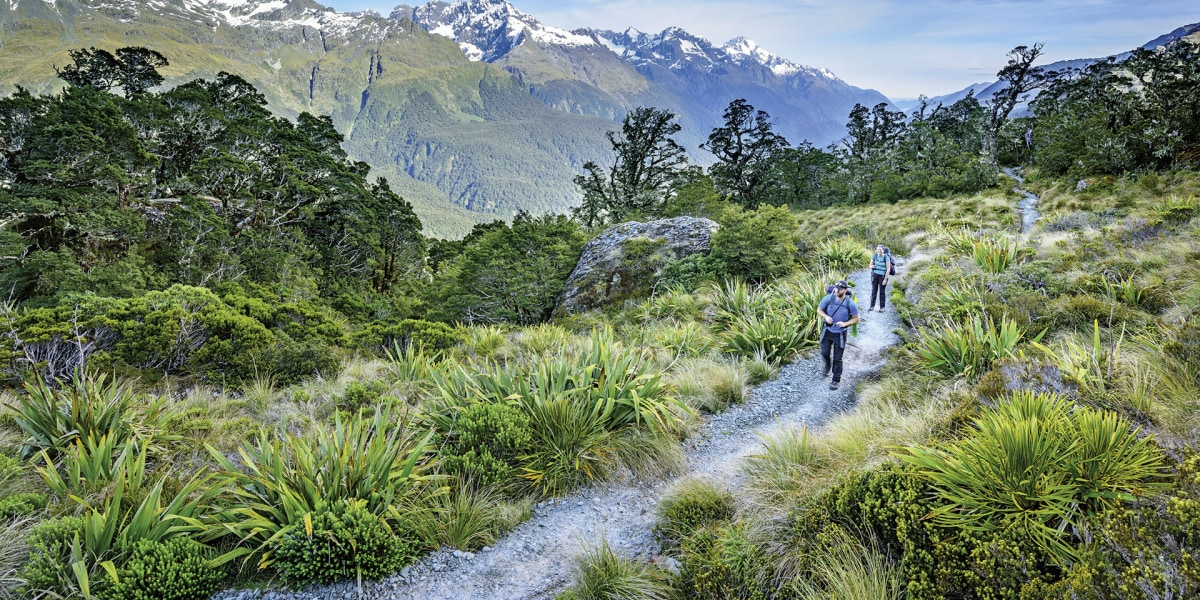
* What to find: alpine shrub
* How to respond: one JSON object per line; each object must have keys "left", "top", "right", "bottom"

{"left": 442, "top": 401, "right": 532, "bottom": 489}
{"left": 273, "top": 499, "right": 415, "bottom": 585}
{"left": 337, "top": 379, "right": 391, "bottom": 413}
{"left": 675, "top": 523, "right": 773, "bottom": 600}
{"left": 96, "top": 538, "right": 223, "bottom": 600}
{"left": 357, "top": 319, "right": 462, "bottom": 357}
{"left": 19, "top": 516, "right": 84, "bottom": 598}
{"left": 0, "top": 492, "right": 48, "bottom": 518}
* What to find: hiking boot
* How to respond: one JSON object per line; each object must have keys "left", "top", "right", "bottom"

{"left": 878, "top": 306, "right": 886, "bottom": 312}
{"left": 829, "top": 381, "right": 840, "bottom": 390}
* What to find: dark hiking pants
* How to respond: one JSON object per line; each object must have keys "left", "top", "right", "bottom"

{"left": 870, "top": 273, "right": 887, "bottom": 310}
{"left": 820, "top": 329, "right": 847, "bottom": 383}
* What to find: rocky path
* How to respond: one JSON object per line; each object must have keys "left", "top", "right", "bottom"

{"left": 1002, "top": 167, "right": 1041, "bottom": 233}
{"left": 212, "top": 267, "right": 904, "bottom": 600}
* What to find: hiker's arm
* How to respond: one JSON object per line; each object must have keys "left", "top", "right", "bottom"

{"left": 818, "top": 305, "right": 833, "bottom": 325}
{"left": 838, "top": 312, "right": 861, "bottom": 328}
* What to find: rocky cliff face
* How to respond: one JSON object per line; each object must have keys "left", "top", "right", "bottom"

{"left": 555, "top": 217, "right": 719, "bottom": 315}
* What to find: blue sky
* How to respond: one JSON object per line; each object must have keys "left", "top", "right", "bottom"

{"left": 322, "top": 0, "right": 1200, "bottom": 99}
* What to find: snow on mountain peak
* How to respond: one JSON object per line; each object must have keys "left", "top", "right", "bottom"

{"left": 720, "top": 36, "right": 836, "bottom": 79}
{"left": 404, "top": 0, "right": 597, "bottom": 61}
{"left": 74, "top": 0, "right": 381, "bottom": 37}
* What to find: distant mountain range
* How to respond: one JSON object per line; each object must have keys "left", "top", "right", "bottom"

{"left": 0, "top": 0, "right": 1194, "bottom": 236}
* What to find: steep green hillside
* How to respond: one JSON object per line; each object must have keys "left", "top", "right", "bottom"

{"left": 0, "top": 0, "right": 618, "bottom": 237}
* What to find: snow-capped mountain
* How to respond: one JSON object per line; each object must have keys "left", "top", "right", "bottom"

{"left": 398, "top": 0, "right": 890, "bottom": 147}
{"left": 392, "top": 0, "right": 596, "bottom": 61}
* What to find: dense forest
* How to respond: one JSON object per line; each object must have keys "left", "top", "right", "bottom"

{"left": 0, "top": 38, "right": 1197, "bottom": 600}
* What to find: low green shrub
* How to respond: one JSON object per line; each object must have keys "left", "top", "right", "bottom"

{"left": 336, "top": 379, "right": 391, "bottom": 413}
{"left": 657, "top": 254, "right": 720, "bottom": 293}
{"left": 784, "top": 461, "right": 1060, "bottom": 600}
{"left": 675, "top": 523, "right": 773, "bottom": 600}
{"left": 19, "top": 516, "right": 83, "bottom": 598}
{"left": 97, "top": 538, "right": 223, "bottom": 600}
{"left": 271, "top": 334, "right": 342, "bottom": 386}
{"left": 357, "top": 319, "right": 462, "bottom": 357}
{"left": 708, "top": 205, "right": 798, "bottom": 282}
{"left": 274, "top": 498, "right": 414, "bottom": 585}
{"left": 442, "top": 401, "right": 532, "bottom": 489}
{"left": 654, "top": 480, "right": 736, "bottom": 550}
{"left": 0, "top": 491, "right": 48, "bottom": 518}
{"left": 1057, "top": 453, "right": 1200, "bottom": 598}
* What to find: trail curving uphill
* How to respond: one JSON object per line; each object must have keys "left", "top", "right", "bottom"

{"left": 1002, "top": 167, "right": 1041, "bottom": 233}
{"left": 212, "top": 267, "right": 905, "bottom": 600}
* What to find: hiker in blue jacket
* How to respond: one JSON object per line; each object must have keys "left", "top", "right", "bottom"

{"left": 818, "top": 280, "right": 860, "bottom": 390}
{"left": 868, "top": 245, "right": 894, "bottom": 312}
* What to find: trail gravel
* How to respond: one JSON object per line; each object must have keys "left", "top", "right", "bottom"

{"left": 211, "top": 265, "right": 906, "bottom": 600}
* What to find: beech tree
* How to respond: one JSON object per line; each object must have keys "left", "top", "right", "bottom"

{"left": 702, "top": 99, "right": 788, "bottom": 208}
{"left": 573, "top": 106, "right": 689, "bottom": 227}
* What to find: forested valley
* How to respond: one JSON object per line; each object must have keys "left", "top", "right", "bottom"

{"left": 0, "top": 39, "right": 1198, "bottom": 600}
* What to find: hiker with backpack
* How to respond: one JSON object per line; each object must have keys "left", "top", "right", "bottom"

{"left": 868, "top": 245, "right": 895, "bottom": 312}
{"left": 818, "top": 280, "right": 860, "bottom": 391}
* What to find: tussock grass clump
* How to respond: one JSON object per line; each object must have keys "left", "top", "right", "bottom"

{"left": 970, "top": 236, "right": 1024, "bottom": 274}
{"left": 411, "top": 482, "right": 524, "bottom": 552}
{"left": 721, "top": 312, "right": 811, "bottom": 365}
{"left": 654, "top": 479, "right": 736, "bottom": 549}
{"left": 742, "top": 423, "right": 830, "bottom": 509}
{"left": 8, "top": 374, "right": 166, "bottom": 460}
{"left": 649, "top": 321, "right": 716, "bottom": 359}
{"left": 461, "top": 325, "right": 509, "bottom": 360}
{"left": 515, "top": 323, "right": 573, "bottom": 357}
{"left": 792, "top": 536, "right": 902, "bottom": 600}
{"left": 642, "top": 288, "right": 709, "bottom": 322}
{"left": 559, "top": 540, "right": 671, "bottom": 600}
{"left": 668, "top": 357, "right": 750, "bottom": 414}
{"left": 209, "top": 406, "right": 434, "bottom": 568}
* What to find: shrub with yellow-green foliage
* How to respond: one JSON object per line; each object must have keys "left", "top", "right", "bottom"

{"left": 440, "top": 401, "right": 533, "bottom": 490}
{"left": 3, "top": 285, "right": 342, "bottom": 385}
{"left": 1058, "top": 453, "right": 1200, "bottom": 599}
{"left": 273, "top": 498, "right": 416, "bottom": 585}
{"left": 674, "top": 522, "right": 773, "bottom": 600}
{"left": 95, "top": 538, "right": 224, "bottom": 600}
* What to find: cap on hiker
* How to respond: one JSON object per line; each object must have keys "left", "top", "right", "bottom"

{"left": 834, "top": 280, "right": 849, "bottom": 289}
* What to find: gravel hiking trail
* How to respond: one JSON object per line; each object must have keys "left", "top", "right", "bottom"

{"left": 212, "top": 265, "right": 909, "bottom": 600}
{"left": 1003, "top": 167, "right": 1041, "bottom": 233}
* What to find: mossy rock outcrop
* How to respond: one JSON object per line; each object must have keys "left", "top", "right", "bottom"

{"left": 555, "top": 217, "right": 718, "bottom": 315}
